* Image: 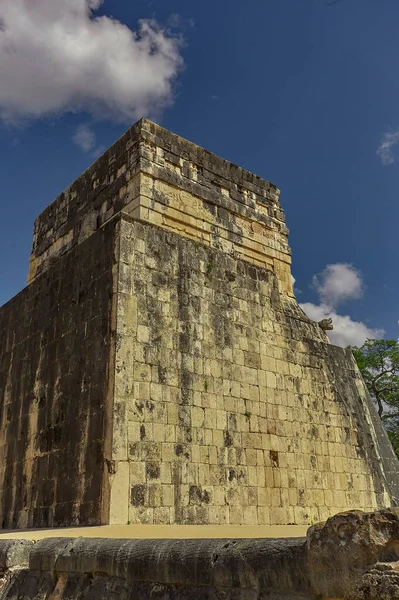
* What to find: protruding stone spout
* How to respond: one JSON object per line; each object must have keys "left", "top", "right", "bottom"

{"left": 319, "top": 317, "right": 333, "bottom": 331}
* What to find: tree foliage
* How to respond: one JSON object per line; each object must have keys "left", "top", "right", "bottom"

{"left": 350, "top": 339, "right": 399, "bottom": 457}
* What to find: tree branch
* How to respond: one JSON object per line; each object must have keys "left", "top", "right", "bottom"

{"left": 374, "top": 392, "right": 384, "bottom": 418}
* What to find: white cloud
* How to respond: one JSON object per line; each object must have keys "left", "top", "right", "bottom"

{"left": 0, "top": 0, "right": 183, "bottom": 123}
{"left": 299, "top": 262, "right": 384, "bottom": 347}
{"left": 377, "top": 130, "right": 399, "bottom": 165}
{"left": 313, "top": 263, "right": 363, "bottom": 308}
{"left": 300, "top": 302, "right": 384, "bottom": 348}
{"left": 291, "top": 273, "right": 302, "bottom": 295}
{"left": 73, "top": 124, "right": 96, "bottom": 152}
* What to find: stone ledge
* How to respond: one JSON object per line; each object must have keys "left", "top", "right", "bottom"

{"left": 40, "top": 536, "right": 309, "bottom": 591}
{"left": 1, "top": 510, "right": 399, "bottom": 599}
{"left": 0, "top": 536, "right": 312, "bottom": 599}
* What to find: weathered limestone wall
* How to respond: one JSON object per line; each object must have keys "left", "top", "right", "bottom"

{"left": 29, "top": 119, "right": 293, "bottom": 296}
{"left": 0, "top": 221, "right": 116, "bottom": 528}
{"left": 2, "top": 117, "right": 399, "bottom": 528}
{"left": 109, "top": 215, "right": 398, "bottom": 526}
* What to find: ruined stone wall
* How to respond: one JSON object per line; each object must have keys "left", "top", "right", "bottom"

{"left": 108, "top": 215, "right": 397, "bottom": 526}
{"left": 2, "top": 117, "right": 399, "bottom": 528}
{"left": 29, "top": 119, "right": 293, "bottom": 296}
{"left": 0, "top": 221, "right": 116, "bottom": 528}
{"left": 4, "top": 210, "right": 396, "bottom": 529}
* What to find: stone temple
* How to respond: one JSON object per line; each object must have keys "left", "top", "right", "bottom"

{"left": 0, "top": 118, "right": 398, "bottom": 530}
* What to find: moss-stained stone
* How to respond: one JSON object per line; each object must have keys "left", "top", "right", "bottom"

{"left": 0, "top": 118, "right": 398, "bottom": 528}
{"left": 113, "top": 216, "right": 399, "bottom": 526}
{"left": 0, "top": 221, "right": 116, "bottom": 528}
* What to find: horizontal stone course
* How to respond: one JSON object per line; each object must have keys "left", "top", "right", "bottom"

{"left": 1, "top": 509, "right": 399, "bottom": 599}
{"left": 28, "top": 119, "right": 292, "bottom": 296}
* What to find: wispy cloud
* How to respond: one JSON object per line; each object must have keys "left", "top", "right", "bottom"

{"left": 72, "top": 123, "right": 107, "bottom": 160}
{"left": 300, "top": 263, "right": 384, "bottom": 347}
{"left": 167, "top": 14, "right": 195, "bottom": 30}
{"left": 377, "top": 130, "right": 399, "bottom": 165}
{"left": 312, "top": 263, "right": 363, "bottom": 309}
{"left": 73, "top": 124, "right": 96, "bottom": 152}
{"left": 0, "top": 0, "right": 183, "bottom": 124}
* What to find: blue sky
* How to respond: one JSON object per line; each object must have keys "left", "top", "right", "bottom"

{"left": 1, "top": 0, "right": 399, "bottom": 346}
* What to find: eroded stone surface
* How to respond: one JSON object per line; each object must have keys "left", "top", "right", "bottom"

{"left": 2, "top": 512, "right": 399, "bottom": 599}
{"left": 0, "top": 119, "right": 399, "bottom": 528}
{"left": 0, "top": 222, "right": 116, "bottom": 528}
{"left": 307, "top": 508, "right": 399, "bottom": 599}
{"left": 0, "top": 536, "right": 313, "bottom": 600}
{"left": 28, "top": 119, "right": 293, "bottom": 296}
{"left": 109, "top": 217, "right": 399, "bottom": 526}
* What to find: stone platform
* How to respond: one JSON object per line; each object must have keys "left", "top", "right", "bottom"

{"left": 0, "top": 510, "right": 398, "bottom": 600}
{"left": 0, "top": 523, "right": 308, "bottom": 540}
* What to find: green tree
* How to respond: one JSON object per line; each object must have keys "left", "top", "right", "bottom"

{"left": 350, "top": 339, "right": 399, "bottom": 457}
